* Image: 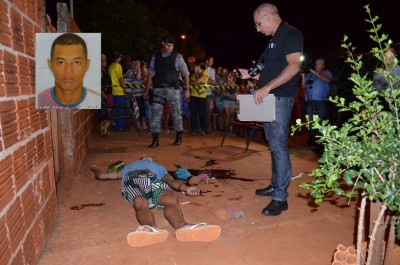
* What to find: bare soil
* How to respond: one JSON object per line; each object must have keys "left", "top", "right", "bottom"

{"left": 38, "top": 128, "right": 358, "bottom": 265}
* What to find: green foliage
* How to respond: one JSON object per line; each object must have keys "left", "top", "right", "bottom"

{"left": 293, "top": 5, "right": 400, "bottom": 236}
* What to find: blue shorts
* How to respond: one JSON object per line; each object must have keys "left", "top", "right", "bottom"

{"left": 223, "top": 100, "right": 236, "bottom": 108}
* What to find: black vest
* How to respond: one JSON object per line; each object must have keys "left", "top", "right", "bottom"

{"left": 153, "top": 51, "right": 179, "bottom": 88}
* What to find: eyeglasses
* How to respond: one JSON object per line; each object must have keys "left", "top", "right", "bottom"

{"left": 254, "top": 13, "right": 267, "bottom": 29}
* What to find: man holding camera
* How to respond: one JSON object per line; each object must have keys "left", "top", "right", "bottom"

{"left": 304, "top": 58, "right": 332, "bottom": 144}
{"left": 238, "top": 3, "right": 303, "bottom": 216}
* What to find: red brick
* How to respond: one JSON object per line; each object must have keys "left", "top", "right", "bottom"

{"left": 23, "top": 17, "right": 35, "bottom": 57}
{"left": 26, "top": 1, "right": 35, "bottom": 21}
{"left": 13, "top": 0, "right": 27, "bottom": 14}
{"left": 12, "top": 146, "right": 28, "bottom": 191}
{"left": 29, "top": 59, "right": 35, "bottom": 95}
{"left": 0, "top": 216, "right": 12, "bottom": 265}
{"left": 44, "top": 130, "right": 53, "bottom": 161}
{"left": 0, "top": 1, "right": 12, "bottom": 48}
{"left": 0, "top": 156, "right": 14, "bottom": 210}
{"left": 17, "top": 100, "right": 31, "bottom": 141}
{"left": 0, "top": 100, "right": 16, "bottom": 115}
{"left": 42, "top": 167, "right": 49, "bottom": 187}
{"left": 34, "top": 173, "right": 44, "bottom": 206}
{"left": 10, "top": 8, "right": 24, "bottom": 53}
{"left": 32, "top": 218, "right": 44, "bottom": 255}
{"left": 21, "top": 184, "right": 37, "bottom": 230}
{"left": 1, "top": 114, "right": 19, "bottom": 149}
{"left": 39, "top": 110, "right": 49, "bottom": 129}
{"left": 25, "top": 139, "right": 37, "bottom": 176}
{"left": 3, "top": 51, "right": 19, "bottom": 96}
{"left": 36, "top": 134, "right": 45, "bottom": 165}
{"left": 22, "top": 228, "right": 38, "bottom": 265}
{"left": 36, "top": 1, "right": 45, "bottom": 26}
{"left": 18, "top": 117, "right": 31, "bottom": 141}
{"left": 0, "top": 50, "right": 4, "bottom": 97}
{"left": 12, "top": 146, "right": 26, "bottom": 171}
{"left": 42, "top": 191, "right": 57, "bottom": 238}
{"left": 18, "top": 55, "right": 32, "bottom": 95}
{"left": 14, "top": 163, "right": 28, "bottom": 192}
{"left": 17, "top": 99, "right": 30, "bottom": 115}
{"left": 29, "top": 110, "right": 40, "bottom": 133}
{"left": 6, "top": 197, "right": 26, "bottom": 252}
{"left": 10, "top": 248, "right": 24, "bottom": 265}
{"left": 42, "top": 165, "right": 52, "bottom": 196}
{"left": 0, "top": 107, "right": 17, "bottom": 124}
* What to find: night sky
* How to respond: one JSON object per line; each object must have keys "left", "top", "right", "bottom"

{"left": 159, "top": 0, "right": 398, "bottom": 69}
{"left": 47, "top": 0, "right": 398, "bottom": 69}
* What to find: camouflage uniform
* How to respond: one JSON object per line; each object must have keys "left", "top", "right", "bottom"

{"left": 147, "top": 46, "right": 190, "bottom": 147}
{"left": 149, "top": 87, "right": 183, "bottom": 133}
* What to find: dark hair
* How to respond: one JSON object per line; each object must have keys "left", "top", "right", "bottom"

{"left": 205, "top": 54, "right": 213, "bottom": 62}
{"left": 197, "top": 61, "right": 206, "bottom": 70}
{"left": 50, "top": 33, "right": 88, "bottom": 60}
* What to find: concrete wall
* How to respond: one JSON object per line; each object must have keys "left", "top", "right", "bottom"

{"left": 0, "top": 1, "right": 96, "bottom": 264}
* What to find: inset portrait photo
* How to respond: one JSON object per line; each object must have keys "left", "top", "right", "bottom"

{"left": 35, "top": 33, "right": 101, "bottom": 109}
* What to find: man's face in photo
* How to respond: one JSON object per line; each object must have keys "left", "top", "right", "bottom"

{"left": 48, "top": 44, "right": 90, "bottom": 93}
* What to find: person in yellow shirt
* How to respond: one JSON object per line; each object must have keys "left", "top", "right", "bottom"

{"left": 108, "top": 53, "right": 125, "bottom": 131}
{"left": 189, "top": 62, "right": 209, "bottom": 135}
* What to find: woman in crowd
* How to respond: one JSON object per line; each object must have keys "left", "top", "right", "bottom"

{"left": 124, "top": 57, "right": 147, "bottom": 130}
{"left": 221, "top": 71, "right": 238, "bottom": 135}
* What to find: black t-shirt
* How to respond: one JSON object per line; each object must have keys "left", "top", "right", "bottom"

{"left": 257, "top": 22, "right": 304, "bottom": 98}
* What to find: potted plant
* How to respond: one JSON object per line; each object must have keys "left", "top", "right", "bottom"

{"left": 292, "top": 5, "right": 400, "bottom": 265}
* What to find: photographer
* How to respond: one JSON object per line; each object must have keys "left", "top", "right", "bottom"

{"left": 303, "top": 58, "right": 332, "bottom": 144}
{"left": 237, "top": 3, "right": 303, "bottom": 216}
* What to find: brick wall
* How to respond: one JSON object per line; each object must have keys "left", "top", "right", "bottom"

{"left": 0, "top": 1, "right": 57, "bottom": 264}
{"left": 58, "top": 108, "right": 96, "bottom": 178}
{"left": 1, "top": 1, "right": 97, "bottom": 263}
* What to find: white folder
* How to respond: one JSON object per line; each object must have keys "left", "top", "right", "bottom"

{"left": 236, "top": 94, "right": 275, "bottom": 122}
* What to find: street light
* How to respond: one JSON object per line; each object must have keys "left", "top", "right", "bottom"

{"left": 180, "top": 34, "right": 186, "bottom": 40}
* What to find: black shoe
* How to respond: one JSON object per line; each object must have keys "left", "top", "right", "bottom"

{"left": 255, "top": 185, "right": 274, "bottom": 196}
{"left": 173, "top": 132, "right": 182, "bottom": 145}
{"left": 149, "top": 133, "right": 159, "bottom": 148}
{"left": 148, "top": 140, "right": 159, "bottom": 148}
{"left": 173, "top": 138, "right": 182, "bottom": 145}
{"left": 261, "top": 200, "right": 288, "bottom": 216}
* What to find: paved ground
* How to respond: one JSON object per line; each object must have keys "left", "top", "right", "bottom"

{"left": 37, "top": 127, "right": 358, "bottom": 265}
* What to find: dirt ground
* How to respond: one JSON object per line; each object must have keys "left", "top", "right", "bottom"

{"left": 37, "top": 127, "right": 359, "bottom": 265}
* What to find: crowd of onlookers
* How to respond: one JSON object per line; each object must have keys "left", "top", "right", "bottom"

{"left": 100, "top": 53, "right": 259, "bottom": 135}
{"left": 99, "top": 45, "right": 399, "bottom": 141}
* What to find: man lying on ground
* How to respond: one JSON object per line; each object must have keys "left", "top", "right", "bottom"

{"left": 89, "top": 156, "right": 221, "bottom": 247}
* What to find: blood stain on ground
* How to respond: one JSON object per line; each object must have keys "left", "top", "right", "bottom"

{"left": 69, "top": 203, "right": 105, "bottom": 210}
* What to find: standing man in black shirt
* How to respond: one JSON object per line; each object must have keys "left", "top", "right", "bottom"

{"left": 239, "top": 3, "right": 304, "bottom": 216}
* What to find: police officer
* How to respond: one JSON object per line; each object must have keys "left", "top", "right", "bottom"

{"left": 144, "top": 35, "right": 190, "bottom": 148}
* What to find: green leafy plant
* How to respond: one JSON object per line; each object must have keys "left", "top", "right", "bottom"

{"left": 292, "top": 5, "right": 399, "bottom": 265}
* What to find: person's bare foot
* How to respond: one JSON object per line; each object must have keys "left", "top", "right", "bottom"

{"left": 89, "top": 165, "right": 101, "bottom": 180}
